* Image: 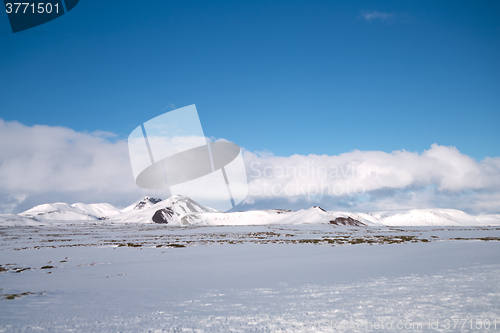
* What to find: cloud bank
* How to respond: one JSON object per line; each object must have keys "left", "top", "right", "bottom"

{"left": 243, "top": 146, "right": 500, "bottom": 214}
{"left": 0, "top": 119, "right": 157, "bottom": 213}
{"left": 0, "top": 119, "right": 499, "bottom": 214}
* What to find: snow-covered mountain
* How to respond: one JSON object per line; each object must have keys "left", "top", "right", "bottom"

{"left": 1, "top": 195, "right": 499, "bottom": 226}
{"left": 111, "top": 195, "right": 216, "bottom": 223}
{"left": 19, "top": 202, "right": 122, "bottom": 221}
{"left": 175, "top": 206, "right": 368, "bottom": 227}
{"left": 120, "top": 196, "right": 163, "bottom": 213}
{"left": 350, "top": 209, "right": 500, "bottom": 226}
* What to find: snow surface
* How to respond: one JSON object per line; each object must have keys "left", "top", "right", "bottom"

{"left": 2, "top": 195, "right": 500, "bottom": 331}
{"left": 0, "top": 223, "right": 499, "bottom": 332}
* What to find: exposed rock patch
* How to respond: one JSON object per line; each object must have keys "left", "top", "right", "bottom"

{"left": 134, "top": 196, "right": 162, "bottom": 210}
{"left": 330, "top": 216, "right": 366, "bottom": 226}
{"left": 152, "top": 208, "right": 174, "bottom": 224}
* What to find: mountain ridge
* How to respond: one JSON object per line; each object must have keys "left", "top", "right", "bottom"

{"left": 1, "top": 195, "right": 499, "bottom": 227}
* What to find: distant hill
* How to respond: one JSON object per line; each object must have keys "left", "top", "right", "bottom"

{"left": 1, "top": 195, "right": 498, "bottom": 226}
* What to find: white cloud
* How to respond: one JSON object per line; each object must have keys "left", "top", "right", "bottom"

{"left": 358, "top": 11, "right": 413, "bottom": 24}
{"left": 359, "top": 10, "right": 394, "bottom": 22}
{"left": 164, "top": 102, "right": 176, "bottom": 111}
{"left": 1, "top": 119, "right": 499, "bottom": 214}
{"left": 0, "top": 119, "right": 160, "bottom": 213}
{"left": 242, "top": 145, "right": 500, "bottom": 214}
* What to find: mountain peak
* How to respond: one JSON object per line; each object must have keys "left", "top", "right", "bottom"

{"left": 133, "top": 196, "right": 163, "bottom": 210}
{"left": 169, "top": 194, "right": 187, "bottom": 200}
{"left": 312, "top": 206, "right": 327, "bottom": 212}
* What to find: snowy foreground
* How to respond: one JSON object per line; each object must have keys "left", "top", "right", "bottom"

{"left": 1, "top": 221, "right": 500, "bottom": 332}
{"left": 1, "top": 196, "right": 500, "bottom": 331}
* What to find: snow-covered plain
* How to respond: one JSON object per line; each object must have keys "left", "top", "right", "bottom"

{"left": 1, "top": 222, "right": 500, "bottom": 332}
{"left": 1, "top": 197, "right": 500, "bottom": 332}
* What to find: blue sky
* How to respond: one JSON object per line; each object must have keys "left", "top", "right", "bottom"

{"left": 1, "top": 0, "right": 499, "bottom": 159}
{"left": 0, "top": 1, "right": 500, "bottom": 214}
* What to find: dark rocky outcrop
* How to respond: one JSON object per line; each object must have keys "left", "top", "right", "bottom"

{"left": 134, "top": 196, "right": 162, "bottom": 210}
{"left": 273, "top": 209, "right": 293, "bottom": 214}
{"left": 329, "top": 216, "right": 366, "bottom": 226}
{"left": 152, "top": 207, "right": 175, "bottom": 224}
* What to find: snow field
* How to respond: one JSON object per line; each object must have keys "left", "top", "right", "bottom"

{"left": 1, "top": 224, "right": 499, "bottom": 332}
